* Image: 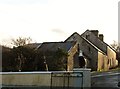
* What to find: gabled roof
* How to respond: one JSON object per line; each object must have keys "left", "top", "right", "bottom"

{"left": 81, "top": 30, "right": 116, "bottom": 52}
{"left": 81, "top": 29, "right": 89, "bottom": 36}
{"left": 82, "top": 37, "right": 105, "bottom": 54}
{"left": 37, "top": 41, "right": 77, "bottom": 52}
{"left": 65, "top": 32, "right": 106, "bottom": 54}
{"left": 64, "top": 32, "right": 79, "bottom": 42}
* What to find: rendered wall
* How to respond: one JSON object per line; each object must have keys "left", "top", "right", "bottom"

{"left": 1, "top": 69, "right": 91, "bottom": 88}
{"left": 107, "top": 46, "right": 117, "bottom": 68}
{"left": 97, "top": 52, "right": 108, "bottom": 71}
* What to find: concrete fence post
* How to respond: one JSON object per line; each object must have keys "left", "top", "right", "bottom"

{"left": 73, "top": 68, "right": 91, "bottom": 88}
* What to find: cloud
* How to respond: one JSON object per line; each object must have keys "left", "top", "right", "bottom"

{"left": 51, "top": 29, "right": 66, "bottom": 35}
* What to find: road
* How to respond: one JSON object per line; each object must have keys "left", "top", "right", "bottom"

{"left": 91, "top": 70, "right": 120, "bottom": 88}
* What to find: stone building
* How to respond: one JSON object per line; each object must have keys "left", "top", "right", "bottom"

{"left": 65, "top": 30, "right": 118, "bottom": 71}
{"left": 25, "top": 30, "right": 118, "bottom": 71}
{"left": 81, "top": 30, "right": 118, "bottom": 69}
{"left": 65, "top": 32, "right": 107, "bottom": 71}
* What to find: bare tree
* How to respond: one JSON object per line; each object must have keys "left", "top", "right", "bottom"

{"left": 111, "top": 40, "right": 120, "bottom": 52}
{"left": 10, "top": 37, "right": 33, "bottom": 71}
{"left": 111, "top": 41, "right": 120, "bottom": 67}
{"left": 111, "top": 41, "right": 117, "bottom": 48}
{"left": 11, "top": 37, "right": 32, "bottom": 47}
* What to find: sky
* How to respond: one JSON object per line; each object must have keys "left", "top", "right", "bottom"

{"left": 0, "top": 0, "right": 119, "bottom": 47}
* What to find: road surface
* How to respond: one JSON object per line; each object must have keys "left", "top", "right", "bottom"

{"left": 91, "top": 70, "right": 120, "bottom": 88}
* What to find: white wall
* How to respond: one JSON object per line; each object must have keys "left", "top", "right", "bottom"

{"left": 1, "top": 69, "right": 91, "bottom": 88}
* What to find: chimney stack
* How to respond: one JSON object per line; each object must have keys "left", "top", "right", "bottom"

{"left": 99, "top": 34, "right": 104, "bottom": 41}
{"left": 90, "top": 30, "right": 99, "bottom": 37}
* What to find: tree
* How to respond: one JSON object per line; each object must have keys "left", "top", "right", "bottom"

{"left": 35, "top": 48, "right": 68, "bottom": 71}
{"left": 111, "top": 40, "right": 120, "bottom": 52}
{"left": 12, "top": 46, "right": 36, "bottom": 71}
{"left": 2, "top": 46, "right": 17, "bottom": 72}
{"left": 11, "top": 37, "right": 32, "bottom": 47}
{"left": 2, "top": 44, "right": 37, "bottom": 72}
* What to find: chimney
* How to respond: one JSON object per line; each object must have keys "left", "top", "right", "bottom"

{"left": 99, "top": 34, "right": 104, "bottom": 41}
{"left": 90, "top": 30, "right": 99, "bottom": 37}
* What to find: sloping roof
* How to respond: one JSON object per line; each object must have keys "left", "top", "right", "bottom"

{"left": 81, "top": 36, "right": 106, "bottom": 54}
{"left": 64, "top": 32, "right": 78, "bottom": 42}
{"left": 81, "top": 30, "right": 116, "bottom": 52}
{"left": 37, "top": 41, "right": 77, "bottom": 52}
{"left": 24, "top": 43, "right": 42, "bottom": 49}
{"left": 65, "top": 32, "right": 106, "bottom": 54}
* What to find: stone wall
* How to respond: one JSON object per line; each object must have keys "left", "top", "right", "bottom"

{"left": 79, "top": 39, "right": 98, "bottom": 71}
{"left": 67, "top": 43, "right": 78, "bottom": 71}
{"left": 82, "top": 30, "right": 118, "bottom": 70}
{"left": 65, "top": 33, "right": 98, "bottom": 71}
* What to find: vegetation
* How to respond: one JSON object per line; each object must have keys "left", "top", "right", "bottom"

{"left": 34, "top": 48, "right": 68, "bottom": 71}
{"left": 2, "top": 46, "right": 36, "bottom": 72}
{"left": 2, "top": 46, "right": 16, "bottom": 71}
{"left": 11, "top": 37, "right": 32, "bottom": 47}
{"left": 2, "top": 37, "right": 68, "bottom": 72}
{"left": 2, "top": 37, "right": 35, "bottom": 72}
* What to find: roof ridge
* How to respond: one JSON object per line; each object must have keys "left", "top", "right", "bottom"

{"left": 64, "top": 32, "right": 80, "bottom": 42}
{"left": 65, "top": 31, "right": 106, "bottom": 54}
{"left": 82, "top": 30, "right": 116, "bottom": 52}
{"left": 81, "top": 36, "right": 106, "bottom": 54}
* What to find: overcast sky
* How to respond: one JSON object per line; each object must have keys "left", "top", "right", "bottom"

{"left": 0, "top": 0, "right": 119, "bottom": 47}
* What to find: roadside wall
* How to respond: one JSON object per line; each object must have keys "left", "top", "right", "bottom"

{"left": 1, "top": 69, "right": 91, "bottom": 88}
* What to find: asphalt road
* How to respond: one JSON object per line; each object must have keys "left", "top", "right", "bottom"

{"left": 91, "top": 71, "right": 120, "bottom": 88}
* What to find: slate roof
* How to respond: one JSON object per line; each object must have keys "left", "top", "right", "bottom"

{"left": 37, "top": 41, "right": 76, "bottom": 52}
{"left": 81, "top": 30, "right": 116, "bottom": 52}
{"left": 24, "top": 43, "right": 42, "bottom": 50}
{"left": 65, "top": 32, "right": 106, "bottom": 54}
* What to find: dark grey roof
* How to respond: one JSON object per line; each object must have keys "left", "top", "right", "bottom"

{"left": 64, "top": 32, "right": 78, "bottom": 42}
{"left": 37, "top": 41, "right": 76, "bottom": 52}
{"left": 24, "top": 43, "right": 42, "bottom": 49}
{"left": 81, "top": 30, "right": 116, "bottom": 52}
{"left": 65, "top": 32, "right": 106, "bottom": 54}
